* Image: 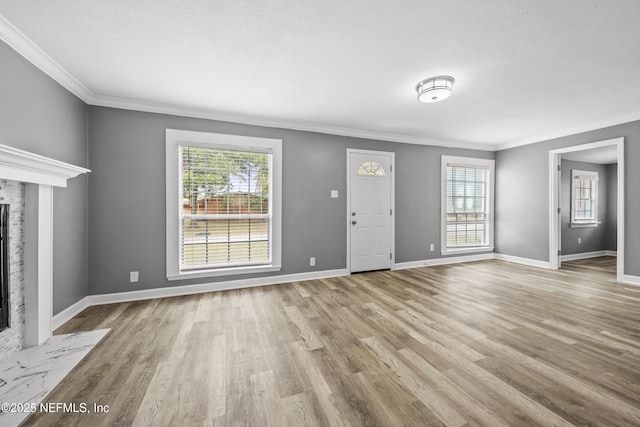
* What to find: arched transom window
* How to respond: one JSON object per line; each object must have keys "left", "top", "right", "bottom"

{"left": 357, "top": 161, "right": 385, "bottom": 176}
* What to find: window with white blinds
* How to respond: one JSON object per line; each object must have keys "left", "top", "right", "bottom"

{"left": 181, "top": 146, "right": 272, "bottom": 270}
{"left": 166, "top": 129, "right": 282, "bottom": 280}
{"left": 441, "top": 156, "right": 494, "bottom": 254}
{"left": 571, "top": 169, "right": 598, "bottom": 226}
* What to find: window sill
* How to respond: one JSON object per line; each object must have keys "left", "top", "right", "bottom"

{"left": 570, "top": 222, "right": 599, "bottom": 228}
{"left": 167, "top": 264, "right": 281, "bottom": 281}
{"left": 441, "top": 246, "right": 494, "bottom": 256}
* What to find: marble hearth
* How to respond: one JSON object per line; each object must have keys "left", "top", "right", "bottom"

{"left": 0, "top": 329, "right": 109, "bottom": 427}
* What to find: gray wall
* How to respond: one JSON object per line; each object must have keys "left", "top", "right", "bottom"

{"left": 0, "top": 41, "right": 89, "bottom": 315}
{"left": 5, "top": 34, "right": 640, "bottom": 307}
{"left": 560, "top": 160, "right": 613, "bottom": 255}
{"left": 88, "top": 106, "right": 493, "bottom": 295}
{"left": 495, "top": 120, "right": 640, "bottom": 276}
{"left": 605, "top": 163, "right": 618, "bottom": 251}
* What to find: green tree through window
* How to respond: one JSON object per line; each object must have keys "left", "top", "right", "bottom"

{"left": 181, "top": 146, "right": 272, "bottom": 269}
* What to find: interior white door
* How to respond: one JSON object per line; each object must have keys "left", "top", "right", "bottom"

{"left": 349, "top": 151, "right": 392, "bottom": 273}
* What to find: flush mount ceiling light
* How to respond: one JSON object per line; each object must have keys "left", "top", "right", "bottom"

{"left": 415, "top": 75, "right": 455, "bottom": 103}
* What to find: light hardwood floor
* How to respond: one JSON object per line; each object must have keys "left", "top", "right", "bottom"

{"left": 24, "top": 257, "right": 640, "bottom": 426}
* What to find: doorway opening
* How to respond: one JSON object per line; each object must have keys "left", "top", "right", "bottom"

{"left": 548, "top": 138, "right": 624, "bottom": 282}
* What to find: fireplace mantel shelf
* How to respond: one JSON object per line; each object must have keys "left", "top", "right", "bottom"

{"left": 0, "top": 143, "right": 90, "bottom": 347}
{"left": 0, "top": 143, "right": 90, "bottom": 187}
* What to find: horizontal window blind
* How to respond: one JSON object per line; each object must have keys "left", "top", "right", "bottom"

{"left": 446, "top": 165, "right": 490, "bottom": 248}
{"left": 180, "top": 145, "right": 272, "bottom": 271}
{"left": 572, "top": 170, "right": 598, "bottom": 224}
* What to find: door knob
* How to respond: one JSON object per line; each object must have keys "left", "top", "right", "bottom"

{"left": 351, "top": 212, "right": 356, "bottom": 216}
{"left": 351, "top": 220, "right": 357, "bottom": 225}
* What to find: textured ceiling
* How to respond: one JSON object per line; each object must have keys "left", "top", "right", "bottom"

{"left": 1, "top": 1, "right": 640, "bottom": 149}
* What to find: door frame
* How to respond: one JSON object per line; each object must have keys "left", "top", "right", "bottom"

{"left": 346, "top": 149, "right": 395, "bottom": 274}
{"left": 548, "top": 137, "right": 624, "bottom": 282}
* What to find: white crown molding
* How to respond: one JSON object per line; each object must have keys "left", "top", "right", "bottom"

{"left": 0, "top": 143, "right": 91, "bottom": 187}
{"left": 496, "top": 110, "right": 640, "bottom": 151}
{"left": 0, "top": 13, "right": 93, "bottom": 103}
{"left": 91, "top": 95, "right": 496, "bottom": 151}
{"left": 5, "top": 11, "right": 640, "bottom": 154}
{"left": 0, "top": 13, "right": 496, "bottom": 152}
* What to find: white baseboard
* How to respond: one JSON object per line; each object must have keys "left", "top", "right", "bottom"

{"left": 426, "top": 253, "right": 494, "bottom": 266}
{"left": 52, "top": 296, "right": 90, "bottom": 330}
{"left": 560, "top": 250, "right": 617, "bottom": 261}
{"left": 622, "top": 274, "right": 640, "bottom": 286}
{"left": 392, "top": 260, "right": 429, "bottom": 270}
{"left": 493, "top": 253, "right": 552, "bottom": 269}
{"left": 85, "top": 269, "right": 348, "bottom": 307}
{"left": 54, "top": 250, "right": 604, "bottom": 330}
{"left": 392, "top": 253, "right": 494, "bottom": 270}
{"left": 52, "top": 253, "right": 563, "bottom": 330}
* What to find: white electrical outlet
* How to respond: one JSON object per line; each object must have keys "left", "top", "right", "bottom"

{"left": 130, "top": 271, "right": 139, "bottom": 283}
{"left": 310, "top": 257, "right": 316, "bottom": 267}
{"left": 578, "top": 237, "right": 582, "bottom": 244}
{"left": 429, "top": 244, "right": 435, "bottom": 252}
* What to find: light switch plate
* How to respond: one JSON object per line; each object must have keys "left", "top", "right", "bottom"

{"left": 330, "top": 190, "right": 339, "bottom": 198}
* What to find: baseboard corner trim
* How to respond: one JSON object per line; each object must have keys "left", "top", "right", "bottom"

{"left": 622, "top": 274, "right": 640, "bottom": 286}
{"left": 560, "top": 250, "right": 617, "bottom": 262}
{"left": 52, "top": 296, "right": 90, "bottom": 330}
{"left": 426, "top": 253, "right": 494, "bottom": 267}
{"left": 393, "top": 253, "right": 494, "bottom": 270}
{"left": 493, "top": 253, "right": 552, "bottom": 269}
{"left": 392, "top": 260, "right": 429, "bottom": 270}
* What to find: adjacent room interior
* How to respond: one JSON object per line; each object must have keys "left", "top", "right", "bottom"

{"left": 0, "top": 2, "right": 639, "bottom": 426}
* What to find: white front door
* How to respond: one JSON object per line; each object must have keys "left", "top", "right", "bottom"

{"left": 348, "top": 150, "right": 393, "bottom": 273}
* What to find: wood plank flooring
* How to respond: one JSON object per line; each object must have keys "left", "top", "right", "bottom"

{"left": 23, "top": 257, "right": 640, "bottom": 426}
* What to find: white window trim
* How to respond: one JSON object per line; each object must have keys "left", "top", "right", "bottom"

{"left": 570, "top": 169, "right": 599, "bottom": 228}
{"left": 166, "top": 129, "right": 282, "bottom": 280}
{"left": 441, "top": 155, "right": 495, "bottom": 256}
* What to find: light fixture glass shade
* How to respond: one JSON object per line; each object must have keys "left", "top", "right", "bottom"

{"left": 416, "top": 75, "right": 455, "bottom": 103}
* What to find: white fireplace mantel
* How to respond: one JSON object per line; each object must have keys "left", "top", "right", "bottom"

{"left": 0, "top": 143, "right": 89, "bottom": 187}
{"left": 0, "top": 143, "right": 90, "bottom": 346}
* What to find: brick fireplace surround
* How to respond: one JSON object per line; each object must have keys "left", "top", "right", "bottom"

{"left": 0, "top": 143, "right": 88, "bottom": 358}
